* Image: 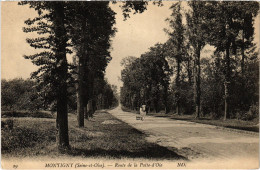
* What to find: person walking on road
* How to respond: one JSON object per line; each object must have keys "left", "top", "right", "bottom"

{"left": 139, "top": 105, "right": 146, "bottom": 121}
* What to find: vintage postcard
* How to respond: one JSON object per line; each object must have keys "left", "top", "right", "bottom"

{"left": 1, "top": 1, "right": 259, "bottom": 169}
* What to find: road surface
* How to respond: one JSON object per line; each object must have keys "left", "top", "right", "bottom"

{"left": 108, "top": 106, "right": 259, "bottom": 164}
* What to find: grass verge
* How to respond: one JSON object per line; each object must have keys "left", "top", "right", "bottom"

{"left": 1, "top": 110, "right": 185, "bottom": 160}
{"left": 1, "top": 110, "right": 54, "bottom": 118}
{"left": 149, "top": 113, "right": 259, "bottom": 133}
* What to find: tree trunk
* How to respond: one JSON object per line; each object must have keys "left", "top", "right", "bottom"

{"left": 164, "top": 85, "right": 169, "bottom": 114}
{"left": 241, "top": 31, "right": 245, "bottom": 75}
{"left": 187, "top": 55, "right": 192, "bottom": 86}
{"left": 56, "top": 90, "right": 69, "bottom": 149}
{"left": 85, "top": 76, "right": 94, "bottom": 119}
{"left": 154, "top": 99, "right": 159, "bottom": 113}
{"left": 87, "top": 99, "right": 94, "bottom": 118}
{"left": 92, "top": 98, "right": 97, "bottom": 113}
{"left": 224, "top": 41, "right": 231, "bottom": 121}
{"left": 145, "top": 84, "right": 152, "bottom": 111}
{"left": 155, "top": 86, "right": 160, "bottom": 113}
{"left": 240, "top": 29, "right": 246, "bottom": 110}
{"left": 176, "top": 58, "right": 181, "bottom": 115}
{"left": 77, "top": 16, "right": 88, "bottom": 127}
{"left": 77, "top": 58, "right": 85, "bottom": 127}
{"left": 194, "top": 45, "right": 201, "bottom": 119}
{"left": 53, "top": 2, "right": 69, "bottom": 149}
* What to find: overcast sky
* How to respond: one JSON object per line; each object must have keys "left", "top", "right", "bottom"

{"left": 1, "top": 2, "right": 259, "bottom": 89}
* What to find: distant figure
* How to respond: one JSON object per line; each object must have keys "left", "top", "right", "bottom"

{"left": 139, "top": 105, "right": 146, "bottom": 121}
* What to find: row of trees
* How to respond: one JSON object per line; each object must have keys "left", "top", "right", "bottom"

{"left": 120, "top": 44, "right": 172, "bottom": 113}
{"left": 19, "top": 1, "right": 152, "bottom": 150}
{"left": 121, "top": 1, "right": 259, "bottom": 121}
{"left": 1, "top": 78, "right": 118, "bottom": 113}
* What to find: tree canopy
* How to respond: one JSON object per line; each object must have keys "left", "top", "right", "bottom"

{"left": 121, "top": 1, "right": 259, "bottom": 121}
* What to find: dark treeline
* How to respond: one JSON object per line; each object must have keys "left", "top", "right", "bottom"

{"left": 1, "top": 79, "right": 41, "bottom": 111}
{"left": 1, "top": 78, "right": 118, "bottom": 112}
{"left": 121, "top": 1, "right": 259, "bottom": 121}
{"left": 7, "top": 1, "right": 154, "bottom": 151}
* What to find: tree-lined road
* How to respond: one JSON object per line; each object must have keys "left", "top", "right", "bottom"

{"left": 108, "top": 106, "right": 259, "bottom": 162}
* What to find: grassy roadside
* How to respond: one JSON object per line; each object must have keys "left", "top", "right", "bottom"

{"left": 121, "top": 106, "right": 259, "bottom": 133}
{"left": 1, "top": 110, "right": 185, "bottom": 160}
{"left": 1, "top": 110, "right": 54, "bottom": 118}
{"left": 150, "top": 113, "right": 259, "bottom": 133}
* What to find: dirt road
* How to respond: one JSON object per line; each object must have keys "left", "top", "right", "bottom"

{"left": 108, "top": 106, "right": 259, "bottom": 165}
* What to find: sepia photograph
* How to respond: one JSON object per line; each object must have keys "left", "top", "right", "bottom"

{"left": 1, "top": 1, "right": 259, "bottom": 169}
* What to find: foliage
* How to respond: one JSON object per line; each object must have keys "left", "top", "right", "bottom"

{"left": 1, "top": 78, "right": 44, "bottom": 111}
{"left": 164, "top": 2, "right": 185, "bottom": 114}
{"left": 68, "top": 2, "right": 117, "bottom": 124}
{"left": 242, "top": 104, "right": 259, "bottom": 121}
{"left": 121, "top": 43, "right": 172, "bottom": 113}
{"left": 19, "top": 1, "right": 73, "bottom": 148}
{"left": 19, "top": 1, "right": 152, "bottom": 149}
{"left": 202, "top": 1, "right": 259, "bottom": 119}
{"left": 19, "top": 2, "right": 72, "bottom": 104}
{"left": 121, "top": 1, "right": 259, "bottom": 121}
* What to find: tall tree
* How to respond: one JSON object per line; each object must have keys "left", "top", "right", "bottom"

{"left": 165, "top": 2, "right": 185, "bottom": 115}
{"left": 147, "top": 44, "right": 172, "bottom": 113}
{"left": 70, "top": 1, "right": 153, "bottom": 126}
{"left": 233, "top": 2, "right": 259, "bottom": 112}
{"left": 68, "top": 2, "right": 116, "bottom": 127}
{"left": 121, "top": 43, "right": 172, "bottom": 113}
{"left": 204, "top": 1, "right": 259, "bottom": 120}
{"left": 20, "top": 1, "right": 71, "bottom": 149}
{"left": 234, "top": 2, "right": 259, "bottom": 75}
{"left": 186, "top": 1, "right": 208, "bottom": 118}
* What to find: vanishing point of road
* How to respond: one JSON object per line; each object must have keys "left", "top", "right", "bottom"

{"left": 108, "top": 106, "right": 259, "bottom": 168}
